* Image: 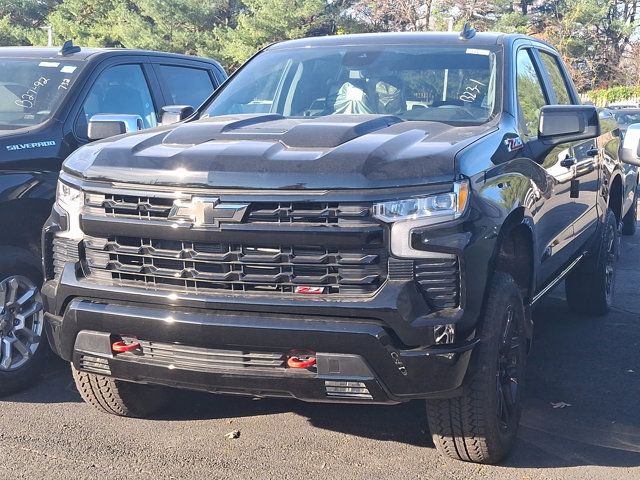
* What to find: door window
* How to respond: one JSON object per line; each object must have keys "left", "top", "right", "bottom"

{"left": 516, "top": 49, "right": 547, "bottom": 136}
{"left": 75, "top": 64, "right": 157, "bottom": 138}
{"left": 158, "top": 65, "right": 215, "bottom": 108}
{"left": 539, "top": 52, "right": 573, "bottom": 105}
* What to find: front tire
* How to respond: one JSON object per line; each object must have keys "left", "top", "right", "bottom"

{"left": 0, "top": 253, "right": 48, "bottom": 397}
{"left": 426, "top": 272, "right": 527, "bottom": 464}
{"left": 72, "top": 366, "right": 171, "bottom": 418}
{"left": 565, "top": 208, "right": 618, "bottom": 316}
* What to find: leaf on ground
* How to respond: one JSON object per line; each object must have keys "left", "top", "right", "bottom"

{"left": 225, "top": 430, "right": 241, "bottom": 439}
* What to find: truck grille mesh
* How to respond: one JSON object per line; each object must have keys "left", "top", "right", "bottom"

{"left": 85, "top": 193, "right": 372, "bottom": 225}
{"left": 84, "top": 235, "right": 386, "bottom": 295}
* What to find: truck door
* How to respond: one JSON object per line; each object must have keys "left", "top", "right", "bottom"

{"left": 535, "top": 49, "right": 601, "bottom": 255}
{"left": 515, "top": 47, "right": 575, "bottom": 288}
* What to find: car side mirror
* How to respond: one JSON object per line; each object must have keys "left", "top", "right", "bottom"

{"left": 161, "top": 105, "right": 194, "bottom": 125}
{"left": 538, "top": 105, "right": 600, "bottom": 146}
{"left": 620, "top": 123, "right": 640, "bottom": 167}
{"left": 88, "top": 114, "right": 143, "bottom": 141}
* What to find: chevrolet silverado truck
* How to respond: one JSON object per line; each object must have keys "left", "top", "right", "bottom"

{"left": 0, "top": 41, "right": 226, "bottom": 396}
{"left": 42, "top": 31, "right": 639, "bottom": 464}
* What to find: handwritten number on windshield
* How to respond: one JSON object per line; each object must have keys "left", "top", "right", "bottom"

{"left": 460, "top": 79, "right": 485, "bottom": 103}
{"left": 15, "top": 77, "right": 51, "bottom": 109}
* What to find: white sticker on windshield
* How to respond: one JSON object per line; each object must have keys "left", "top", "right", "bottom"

{"left": 466, "top": 48, "right": 491, "bottom": 56}
{"left": 39, "top": 61, "right": 60, "bottom": 67}
{"left": 60, "top": 66, "right": 77, "bottom": 73}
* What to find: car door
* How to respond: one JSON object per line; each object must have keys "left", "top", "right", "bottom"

{"left": 515, "top": 47, "right": 576, "bottom": 288}
{"left": 535, "top": 48, "right": 602, "bottom": 254}
{"left": 151, "top": 60, "right": 221, "bottom": 111}
{"left": 70, "top": 58, "right": 163, "bottom": 145}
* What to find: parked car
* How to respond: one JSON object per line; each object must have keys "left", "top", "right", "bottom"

{"left": 0, "top": 41, "right": 226, "bottom": 396}
{"left": 42, "top": 31, "right": 639, "bottom": 464}
{"left": 612, "top": 108, "right": 640, "bottom": 130}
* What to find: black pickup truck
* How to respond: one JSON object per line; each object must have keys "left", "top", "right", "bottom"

{"left": 0, "top": 42, "right": 225, "bottom": 395}
{"left": 42, "top": 32, "right": 639, "bottom": 464}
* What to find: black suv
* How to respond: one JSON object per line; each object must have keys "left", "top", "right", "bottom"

{"left": 42, "top": 32, "right": 639, "bottom": 464}
{"left": 0, "top": 42, "right": 225, "bottom": 395}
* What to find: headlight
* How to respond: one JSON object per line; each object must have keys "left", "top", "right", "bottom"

{"left": 374, "top": 180, "right": 469, "bottom": 258}
{"left": 373, "top": 180, "right": 469, "bottom": 223}
{"left": 55, "top": 180, "right": 84, "bottom": 238}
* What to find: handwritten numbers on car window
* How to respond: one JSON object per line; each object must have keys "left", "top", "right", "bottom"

{"left": 58, "top": 79, "right": 71, "bottom": 91}
{"left": 460, "top": 79, "right": 485, "bottom": 103}
{"left": 15, "top": 77, "right": 51, "bottom": 110}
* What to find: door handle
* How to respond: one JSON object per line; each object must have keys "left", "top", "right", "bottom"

{"left": 586, "top": 147, "right": 599, "bottom": 157}
{"left": 560, "top": 157, "right": 578, "bottom": 168}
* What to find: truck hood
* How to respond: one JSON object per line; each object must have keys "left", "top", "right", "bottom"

{"left": 64, "top": 114, "right": 495, "bottom": 190}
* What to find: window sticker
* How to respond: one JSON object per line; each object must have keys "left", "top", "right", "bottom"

{"left": 60, "top": 65, "right": 77, "bottom": 74}
{"left": 38, "top": 61, "right": 60, "bottom": 68}
{"left": 466, "top": 48, "right": 491, "bottom": 56}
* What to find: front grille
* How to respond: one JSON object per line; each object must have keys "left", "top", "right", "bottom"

{"left": 84, "top": 235, "right": 387, "bottom": 296}
{"left": 85, "top": 193, "right": 372, "bottom": 225}
{"left": 126, "top": 341, "right": 286, "bottom": 372}
{"left": 415, "top": 257, "right": 461, "bottom": 309}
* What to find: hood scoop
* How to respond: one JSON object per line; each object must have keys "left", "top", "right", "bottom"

{"left": 162, "top": 114, "right": 404, "bottom": 149}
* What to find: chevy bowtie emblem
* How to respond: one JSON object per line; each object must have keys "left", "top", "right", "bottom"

{"left": 167, "top": 196, "right": 249, "bottom": 227}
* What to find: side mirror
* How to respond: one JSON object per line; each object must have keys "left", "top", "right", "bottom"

{"left": 88, "top": 114, "right": 143, "bottom": 141}
{"left": 538, "top": 105, "right": 600, "bottom": 146}
{"left": 161, "top": 105, "right": 194, "bottom": 125}
{"left": 620, "top": 123, "right": 640, "bottom": 167}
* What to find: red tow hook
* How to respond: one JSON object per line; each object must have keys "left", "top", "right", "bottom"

{"left": 111, "top": 340, "right": 141, "bottom": 354}
{"left": 286, "top": 350, "right": 317, "bottom": 369}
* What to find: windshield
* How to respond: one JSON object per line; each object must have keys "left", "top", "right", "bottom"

{"left": 204, "top": 44, "right": 501, "bottom": 124}
{"left": 614, "top": 110, "right": 640, "bottom": 125}
{"left": 0, "top": 59, "right": 83, "bottom": 129}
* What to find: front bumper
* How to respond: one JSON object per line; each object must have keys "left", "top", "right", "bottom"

{"left": 44, "top": 285, "right": 477, "bottom": 403}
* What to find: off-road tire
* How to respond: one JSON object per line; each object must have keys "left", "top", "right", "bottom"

{"left": 565, "top": 208, "right": 618, "bottom": 316}
{"left": 621, "top": 192, "right": 637, "bottom": 236}
{"left": 426, "top": 272, "right": 527, "bottom": 464}
{"left": 72, "top": 365, "right": 171, "bottom": 418}
{"left": 0, "top": 252, "right": 48, "bottom": 397}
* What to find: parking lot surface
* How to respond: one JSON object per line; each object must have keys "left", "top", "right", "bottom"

{"left": 1, "top": 236, "right": 639, "bottom": 480}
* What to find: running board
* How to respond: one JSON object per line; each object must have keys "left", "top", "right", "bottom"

{"left": 531, "top": 253, "right": 586, "bottom": 305}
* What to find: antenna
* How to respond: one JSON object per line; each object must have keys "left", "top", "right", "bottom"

{"left": 59, "top": 40, "right": 81, "bottom": 56}
{"left": 459, "top": 22, "right": 476, "bottom": 40}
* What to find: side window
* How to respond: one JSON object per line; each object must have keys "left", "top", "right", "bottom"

{"left": 539, "top": 52, "right": 573, "bottom": 105}
{"left": 75, "top": 64, "right": 157, "bottom": 138}
{"left": 516, "top": 49, "right": 548, "bottom": 137}
{"left": 158, "top": 65, "right": 215, "bottom": 108}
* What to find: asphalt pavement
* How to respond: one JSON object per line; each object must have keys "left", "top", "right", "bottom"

{"left": 1, "top": 236, "right": 639, "bottom": 480}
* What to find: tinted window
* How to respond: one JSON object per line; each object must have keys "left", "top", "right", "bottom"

{"left": 204, "top": 45, "right": 501, "bottom": 125}
{"left": 516, "top": 49, "right": 547, "bottom": 136}
{"left": 158, "top": 65, "right": 214, "bottom": 108}
{"left": 75, "top": 64, "right": 157, "bottom": 138}
{"left": 539, "top": 52, "right": 572, "bottom": 105}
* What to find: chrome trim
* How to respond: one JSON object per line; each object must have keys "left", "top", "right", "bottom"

{"left": 531, "top": 253, "right": 585, "bottom": 305}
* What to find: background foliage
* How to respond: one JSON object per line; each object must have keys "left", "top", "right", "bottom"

{"left": 1, "top": 0, "right": 639, "bottom": 93}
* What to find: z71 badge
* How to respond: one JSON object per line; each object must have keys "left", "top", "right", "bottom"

{"left": 504, "top": 136, "right": 524, "bottom": 153}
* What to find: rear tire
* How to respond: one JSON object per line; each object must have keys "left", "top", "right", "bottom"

{"left": 72, "top": 365, "right": 171, "bottom": 418}
{"left": 426, "top": 272, "right": 527, "bottom": 464}
{"left": 565, "top": 208, "right": 618, "bottom": 316}
{"left": 0, "top": 252, "right": 48, "bottom": 397}
{"left": 621, "top": 192, "right": 637, "bottom": 236}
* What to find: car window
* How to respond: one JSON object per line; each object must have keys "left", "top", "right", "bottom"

{"left": 158, "top": 65, "right": 214, "bottom": 108}
{"left": 539, "top": 51, "right": 572, "bottom": 105}
{"left": 75, "top": 64, "right": 157, "bottom": 138}
{"left": 203, "top": 45, "right": 501, "bottom": 125}
{"left": 516, "top": 49, "right": 547, "bottom": 136}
